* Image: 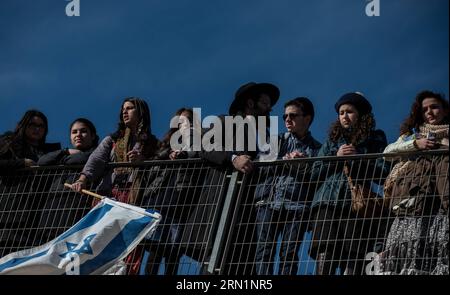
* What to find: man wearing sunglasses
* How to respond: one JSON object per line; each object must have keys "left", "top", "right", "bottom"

{"left": 254, "top": 97, "right": 322, "bottom": 275}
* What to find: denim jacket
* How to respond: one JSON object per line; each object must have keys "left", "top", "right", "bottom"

{"left": 255, "top": 131, "right": 321, "bottom": 211}
{"left": 310, "top": 129, "right": 388, "bottom": 209}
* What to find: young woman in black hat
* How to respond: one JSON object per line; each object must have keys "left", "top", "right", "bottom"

{"left": 308, "top": 92, "right": 388, "bottom": 275}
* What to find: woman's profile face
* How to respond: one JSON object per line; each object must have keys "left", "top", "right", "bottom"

{"left": 70, "top": 121, "right": 95, "bottom": 151}
{"left": 339, "top": 104, "right": 359, "bottom": 129}
{"left": 178, "top": 111, "right": 192, "bottom": 133}
{"left": 25, "top": 116, "right": 46, "bottom": 144}
{"left": 422, "top": 97, "right": 448, "bottom": 125}
{"left": 122, "top": 101, "right": 139, "bottom": 129}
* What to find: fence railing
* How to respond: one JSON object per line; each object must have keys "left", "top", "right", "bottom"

{"left": 0, "top": 150, "right": 448, "bottom": 275}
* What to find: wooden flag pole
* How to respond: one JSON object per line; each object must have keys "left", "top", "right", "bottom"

{"left": 64, "top": 183, "right": 105, "bottom": 200}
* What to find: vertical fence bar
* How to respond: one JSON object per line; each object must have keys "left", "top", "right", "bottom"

{"left": 207, "top": 170, "right": 239, "bottom": 274}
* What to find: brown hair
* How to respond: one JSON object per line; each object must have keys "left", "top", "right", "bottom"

{"left": 69, "top": 118, "right": 99, "bottom": 149}
{"left": 111, "top": 97, "right": 159, "bottom": 157}
{"left": 160, "top": 108, "right": 194, "bottom": 149}
{"left": 329, "top": 112, "right": 376, "bottom": 145}
{"left": 399, "top": 90, "right": 449, "bottom": 136}
{"left": 284, "top": 97, "right": 315, "bottom": 126}
{"left": 14, "top": 109, "right": 48, "bottom": 145}
{"left": 2, "top": 110, "right": 49, "bottom": 158}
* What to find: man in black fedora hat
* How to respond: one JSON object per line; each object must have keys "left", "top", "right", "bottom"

{"left": 181, "top": 81, "right": 280, "bottom": 275}
{"left": 203, "top": 81, "right": 280, "bottom": 173}
{"left": 229, "top": 82, "right": 280, "bottom": 116}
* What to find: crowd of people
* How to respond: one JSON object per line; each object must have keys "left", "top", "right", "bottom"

{"left": 0, "top": 82, "right": 448, "bottom": 275}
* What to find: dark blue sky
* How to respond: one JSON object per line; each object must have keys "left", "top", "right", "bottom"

{"left": 1, "top": 0, "right": 448, "bottom": 148}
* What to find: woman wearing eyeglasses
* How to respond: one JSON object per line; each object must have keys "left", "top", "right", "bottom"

{"left": 0, "top": 109, "right": 60, "bottom": 256}
{"left": 0, "top": 109, "right": 61, "bottom": 169}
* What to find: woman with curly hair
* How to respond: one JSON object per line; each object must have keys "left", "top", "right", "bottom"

{"left": 381, "top": 91, "right": 449, "bottom": 275}
{"left": 308, "top": 92, "right": 388, "bottom": 275}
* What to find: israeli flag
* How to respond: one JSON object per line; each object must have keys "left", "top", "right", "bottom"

{"left": 0, "top": 198, "right": 161, "bottom": 275}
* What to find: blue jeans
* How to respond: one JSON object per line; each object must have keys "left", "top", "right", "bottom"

{"left": 255, "top": 205, "right": 308, "bottom": 275}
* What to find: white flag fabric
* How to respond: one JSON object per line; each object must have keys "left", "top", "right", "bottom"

{"left": 0, "top": 198, "right": 161, "bottom": 275}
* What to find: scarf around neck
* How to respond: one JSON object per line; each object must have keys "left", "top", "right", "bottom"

{"left": 418, "top": 123, "right": 449, "bottom": 146}
{"left": 113, "top": 128, "right": 137, "bottom": 176}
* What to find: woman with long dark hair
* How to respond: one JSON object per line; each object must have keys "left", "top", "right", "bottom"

{"left": 71, "top": 97, "right": 159, "bottom": 201}
{"left": 0, "top": 109, "right": 60, "bottom": 168}
{"left": 381, "top": 90, "right": 449, "bottom": 275}
{"left": 308, "top": 92, "right": 388, "bottom": 275}
{"left": 143, "top": 107, "right": 204, "bottom": 275}
{"left": 36, "top": 118, "right": 99, "bottom": 243}
{"left": 0, "top": 110, "right": 60, "bottom": 255}
{"left": 38, "top": 118, "right": 99, "bottom": 166}
{"left": 71, "top": 97, "right": 160, "bottom": 275}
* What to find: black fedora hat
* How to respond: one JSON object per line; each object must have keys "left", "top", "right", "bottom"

{"left": 229, "top": 82, "right": 280, "bottom": 115}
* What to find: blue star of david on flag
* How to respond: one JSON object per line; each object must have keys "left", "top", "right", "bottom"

{"left": 0, "top": 198, "right": 161, "bottom": 275}
{"left": 59, "top": 234, "right": 96, "bottom": 258}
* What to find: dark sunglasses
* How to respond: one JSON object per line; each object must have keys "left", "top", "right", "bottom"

{"left": 282, "top": 113, "right": 302, "bottom": 121}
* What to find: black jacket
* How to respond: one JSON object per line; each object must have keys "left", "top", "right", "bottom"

{"left": 0, "top": 132, "right": 61, "bottom": 170}
{"left": 37, "top": 147, "right": 96, "bottom": 166}
{"left": 200, "top": 115, "right": 259, "bottom": 167}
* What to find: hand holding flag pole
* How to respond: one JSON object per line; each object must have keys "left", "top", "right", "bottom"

{"left": 64, "top": 183, "right": 105, "bottom": 200}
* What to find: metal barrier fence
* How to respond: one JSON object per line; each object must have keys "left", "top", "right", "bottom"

{"left": 220, "top": 150, "right": 448, "bottom": 275}
{"left": 0, "top": 150, "right": 448, "bottom": 275}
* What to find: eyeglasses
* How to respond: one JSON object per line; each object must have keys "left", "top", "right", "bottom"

{"left": 282, "top": 113, "right": 302, "bottom": 121}
{"left": 27, "top": 123, "right": 46, "bottom": 129}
